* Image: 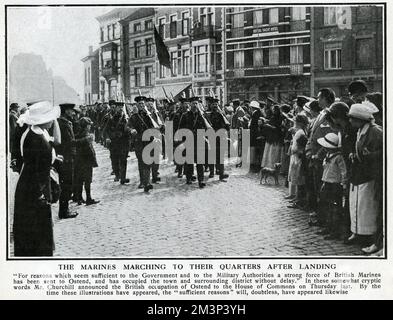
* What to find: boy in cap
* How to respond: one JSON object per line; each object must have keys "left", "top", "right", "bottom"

{"left": 317, "top": 132, "right": 347, "bottom": 240}
{"left": 348, "top": 80, "right": 368, "bottom": 103}
{"left": 74, "top": 117, "right": 100, "bottom": 206}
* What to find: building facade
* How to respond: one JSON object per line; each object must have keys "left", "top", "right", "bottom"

{"left": 120, "top": 8, "right": 155, "bottom": 101}
{"left": 224, "top": 6, "right": 312, "bottom": 103}
{"left": 81, "top": 46, "right": 99, "bottom": 105}
{"left": 96, "top": 8, "right": 136, "bottom": 101}
{"left": 312, "top": 6, "right": 383, "bottom": 97}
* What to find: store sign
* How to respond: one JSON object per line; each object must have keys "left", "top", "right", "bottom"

{"left": 254, "top": 26, "right": 279, "bottom": 34}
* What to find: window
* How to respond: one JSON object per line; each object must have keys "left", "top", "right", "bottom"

{"left": 269, "top": 46, "right": 279, "bottom": 65}
{"left": 159, "top": 64, "right": 166, "bottom": 78}
{"left": 324, "top": 43, "right": 342, "bottom": 69}
{"left": 171, "top": 52, "right": 177, "bottom": 76}
{"left": 145, "top": 19, "right": 153, "bottom": 30}
{"left": 290, "top": 39, "right": 303, "bottom": 63}
{"left": 182, "top": 49, "right": 190, "bottom": 75}
{"left": 170, "top": 15, "right": 177, "bottom": 38}
{"left": 269, "top": 8, "right": 279, "bottom": 24}
{"left": 88, "top": 67, "right": 91, "bottom": 85}
{"left": 195, "top": 45, "right": 209, "bottom": 73}
{"left": 254, "top": 10, "right": 263, "bottom": 25}
{"left": 182, "top": 12, "right": 190, "bottom": 35}
{"left": 145, "top": 38, "right": 153, "bottom": 56}
{"left": 253, "top": 48, "right": 264, "bottom": 67}
{"left": 134, "top": 68, "right": 141, "bottom": 87}
{"left": 292, "top": 7, "right": 306, "bottom": 21}
{"left": 356, "top": 38, "right": 372, "bottom": 67}
{"left": 234, "top": 50, "right": 244, "bottom": 68}
{"left": 134, "top": 22, "right": 141, "bottom": 33}
{"left": 134, "top": 40, "right": 142, "bottom": 58}
{"left": 107, "top": 25, "right": 111, "bottom": 40}
{"left": 84, "top": 68, "right": 87, "bottom": 86}
{"left": 200, "top": 7, "right": 214, "bottom": 26}
{"left": 145, "top": 66, "right": 152, "bottom": 86}
{"left": 324, "top": 7, "right": 351, "bottom": 26}
{"left": 100, "top": 28, "right": 104, "bottom": 42}
{"left": 158, "top": 17, "right": 166, "bottom": 38}
{"left": 112, "top": 24, "right": 116, "bottom": 39}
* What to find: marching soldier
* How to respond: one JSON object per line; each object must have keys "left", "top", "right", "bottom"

{"left": 209, "top": 98, "right": 230, "bottom": 180}
{"left": 146, "top": 97, "right": 164, "bottom": 183}
{"left": 128, "top": 96, "right": 155, "bottom": 192}
{"left": 172, "top": 97, "right": 189, "bottom": 178}
{"left": 106, "top": 101, "right": 131, "bottom": 184}
{"left": 179, "top": 96, "right": 210, "bottom": 188}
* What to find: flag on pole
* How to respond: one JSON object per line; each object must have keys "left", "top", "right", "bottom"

{"left": 154, "top": 26, "right": 171, "bottom": 69}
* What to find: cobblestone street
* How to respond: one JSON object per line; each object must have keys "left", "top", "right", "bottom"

{"left": 8, "top": 143, "right": 364, "bottom": 257}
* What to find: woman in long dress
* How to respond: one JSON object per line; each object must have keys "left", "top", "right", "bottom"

{"left": 260, "top": 105, "right": 284, "bottom": 169}
{"left": 347, "top": 103, "right": 382, "bottom": 245}
{"left": 13, "top": 101, "right": 61, "bottom": 257}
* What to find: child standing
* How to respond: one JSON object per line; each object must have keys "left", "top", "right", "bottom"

{"left": 286, "top": 114, "right": 309, "bottom": 208}
{"left": 317, "top": 132, "right": 347, "bottom": 239}
{"left": 74, "top": 117, "right": 100, "bottom": 206}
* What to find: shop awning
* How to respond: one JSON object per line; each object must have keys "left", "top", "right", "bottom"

{"left": 153, "top": 83, "right": 192, "bottom": 100}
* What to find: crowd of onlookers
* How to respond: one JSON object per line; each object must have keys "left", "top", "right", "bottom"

{"left": 219, "top": 80, "right": 383, "bottom": 256}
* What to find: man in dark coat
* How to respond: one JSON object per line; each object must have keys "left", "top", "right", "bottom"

{"left": 128, "top": 96, "right": 155, "bottom": 192}
{"left": 179, "top": 97, "right": 209, "bottom": 188}
{"left": 55, "top": 103, "right": 79, "bottom": 219}
{"left": 106, "top": 101, "right": 131, "bottom": 184}
{"left": 208, "top": 98, "right": 230, "bottom": 180}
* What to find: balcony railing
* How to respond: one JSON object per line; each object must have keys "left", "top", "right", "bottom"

{"left": 226, "top": 64, "right": 307, "bottom": 78}
{"left": 290, "top": 63, "right": 304, "bottom": 75}
{"left": 191, "top": 25, "right": 217, "bottom": 41}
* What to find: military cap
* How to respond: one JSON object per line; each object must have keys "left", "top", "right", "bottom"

{"left": 108, "top": 99, "right": 116, "bottom": 105}
{"left": 348, "top": 80, "right": 368, "bottom": 95}
{"left": 10, "top": 103, "right": 19, "bottom": 110}
{"left": 189, "top": 96, "right": 202, "bottom": 102}
{"left": 146, "top": 97, "right": 155, "bottom": 102}
{"left": 206, "top": 96, "right": 219, "bottom": 103}
{"left": 135, "top": 96, "right": 147, "bottom": 102}
{"left": 115, "top": 101, "right": 125, "bottom": 106}
{"left": 296, "top": 95, "right": 310, "bottom": 106}
{"left": 59, "top": 103, "right": 76, "bottom": 111}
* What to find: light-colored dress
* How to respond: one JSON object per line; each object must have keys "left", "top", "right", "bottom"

{"left": 288, "top": 129, "right": 306, "bottom": 186}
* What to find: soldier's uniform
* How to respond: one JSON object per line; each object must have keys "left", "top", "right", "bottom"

{"left": 128, "top": 96, "right": 155, "bottom": 192}
{"left": 208, "top": 100, "right": 230, "bottom": 180}
{"left": 106, "top": 102, "right": 131, "bottom": 184}
{"left": 179, "top": 97, "right": 209, "bottom": 188}
{"left": 171, "top": 99, "right": 187, "bottom": 178}
{"left": 146, "top": 97, "right": 163, "bottom": 183}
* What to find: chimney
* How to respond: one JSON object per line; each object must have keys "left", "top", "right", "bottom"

{"left": 89, "top": 46, "right": 93, "bottom": 55}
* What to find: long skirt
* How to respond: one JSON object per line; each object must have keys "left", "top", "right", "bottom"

{"left": 288, "top": 154, "right": 305, "bottom": 186}
{"left": 349, "top": 180, "right": 379, "bottom": 235}
{"left": 261, "top": 142, "right": 284, "bottom": 169}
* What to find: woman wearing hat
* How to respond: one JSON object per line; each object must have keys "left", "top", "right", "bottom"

{"left": 347, "top": 103, "right": 383, "bottom": 249}
{"left": 13, "top": 101, "right": 61, "bottom": 256}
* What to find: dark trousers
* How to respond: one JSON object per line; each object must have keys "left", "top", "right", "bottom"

{"left": 185, "top": 163, "right": 204, "bottom": 182}
{"left": 112, "top": 144, "right": 128, "bottom": 181}
{"left": 319, "top": 182, "right": 343, "bottom": 236}
{"left": 59, "top": 159, "right": 73, "bottom": 216}
{"left": 152, "top": 163, "right": 159, "bottom": 180}
{"left": 307, "top": 159, "right": 323, "bottom": 218}
{"left": 135, "top": 148, "right": 151, "bottom": 186}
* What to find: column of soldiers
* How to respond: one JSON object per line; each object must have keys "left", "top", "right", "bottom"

{"left": 86, "top": 92, "right": 231, "bottom": 191}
